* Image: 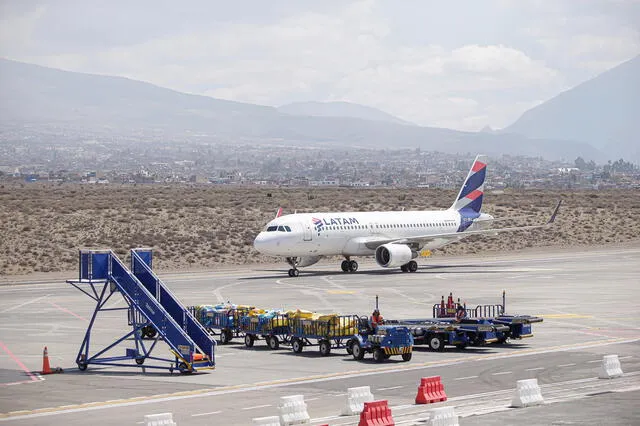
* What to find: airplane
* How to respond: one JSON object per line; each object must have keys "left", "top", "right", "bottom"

{"left": 253, "top": 155, "right": 561, "bottom": 277}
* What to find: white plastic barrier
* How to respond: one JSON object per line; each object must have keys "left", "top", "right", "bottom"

{"left": 429, "top": 406, "right": 459, "bottom": 426}
{"left": 278, "top": 395, "right": 310, "bottom": 425}
{"left": 599, "top": 354, "right": 624, "bottom": 379}
{"left": 144, "top": 413, "right": 177, "bottom": 426}
{"left": 511, "top": 378, "right": 544, "bottom": 408}
{"left": 342, "top": 385, "right": 375, "bottom": 415}
{"left": 252, "top": 415, "right": 281, "bottom": 426}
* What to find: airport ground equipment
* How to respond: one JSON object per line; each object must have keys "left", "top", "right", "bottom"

{"left": 66, "top": 249, "right": 215, "bottom": 373}
{"left": 189, "top": 304, "right": 252, "bottom": 344}
{"left": 288, "top": 314, "right": 359, "bottom": 356}
{"left": 346, "top": 318, "right": 414, "bottom": 362}
{"left": 385, "top": 318, "right": 473, "bottom": 350}
{"left": 239, "top": 312, "right": 290, "bottom": 348}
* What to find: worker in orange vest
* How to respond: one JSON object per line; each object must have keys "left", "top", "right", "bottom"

{"left": 369, "top": 309, "right": 384, "bottom": 330}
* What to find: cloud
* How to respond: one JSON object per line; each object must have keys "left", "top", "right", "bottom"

{"left": 1, "top": 0, "right": 638, "bottom": 131}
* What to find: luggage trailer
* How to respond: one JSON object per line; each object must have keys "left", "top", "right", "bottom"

{"left": 288, "top": 314, "right": 360, "bottom": 356}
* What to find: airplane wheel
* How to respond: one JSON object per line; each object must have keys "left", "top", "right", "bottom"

{"left": 408, "top": 261, "right": 418, "bottom": 272}
{"left": 288, "top": 269, "right": 299, "bottom": 277}
{"left": 349, "top": 260, "right": 358, "bottom": 272}
{"left": 400, "top": 264, "right": 408, "bottom": 272}
{"left": 341, "top": 260, "right": 350, "bottom": 272}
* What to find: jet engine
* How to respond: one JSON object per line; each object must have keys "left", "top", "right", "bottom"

{"left": 374, "top": 244, "right": 414, "bottom": 268}
{"left": 296, "top": 256, "right": 322, "bottom": 267}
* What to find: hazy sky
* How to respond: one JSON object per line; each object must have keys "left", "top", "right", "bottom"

{"left": 1, "top": 0, "right": 639, "bottom": 130}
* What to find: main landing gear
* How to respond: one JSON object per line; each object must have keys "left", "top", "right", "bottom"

{"left": 400, "top": 260, "right": 418, "bottom": 273}
{"left": 341, "top": 258, "right": 358, "bottom": 273}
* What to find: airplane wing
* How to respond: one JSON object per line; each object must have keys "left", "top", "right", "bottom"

{"left": 363, "top": 200, "right": 562, "bottom": 250}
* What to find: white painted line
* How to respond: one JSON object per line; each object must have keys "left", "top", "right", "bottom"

{"left": 525, "top": 367, "right": 545, "bottom": 371}
{"left": 305, "top": 397, "right": 320, "bottom": 402}
{"left": 242, "top": 404, "right": 272, "bottom": 411}
{"left": 377, "top": 385, "right": 404, "bottom": 391}
{"left": 0, "top": 295, "right": 51, "bottom": 313}
{"left": 332, "top": 393, "right": 347, "bottom": 397}
{"left": 618, "top": 356, "right": 633, "bottom": 360}
{"left": 454, "top": 376, "right": 478, "bottom": 381}
{"left": 191, "top": 411, "right": 222, "bottom": 417}
{"left": 587, "top": 359, "right": 602, "bottom": 363}
{"left": 491, "top": 371, "right": 512, "bottom": 376}
{"left": 557, "top": 363, "right": 576, "bottom": 367}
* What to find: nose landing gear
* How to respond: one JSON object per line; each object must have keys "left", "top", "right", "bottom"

{"left": 286, "top": 257, "right": 300, "bottom": 277}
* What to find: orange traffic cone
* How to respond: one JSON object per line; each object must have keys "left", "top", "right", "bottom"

{"left": 41, "top": 346, "right": 52, "bottom": 374}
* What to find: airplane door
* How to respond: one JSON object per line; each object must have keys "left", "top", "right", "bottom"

{"left": 302, "top": 222, "right": 313, "bottom": 241}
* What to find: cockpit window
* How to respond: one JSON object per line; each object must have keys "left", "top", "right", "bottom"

{"left": 277, "top": 226, "right": 286, "bottom": 232}
{"left": 266, "top": 226, "right": 278, "bottom": 232}
{"left": 284, "top": 226, "right": 291, "bottom": 232}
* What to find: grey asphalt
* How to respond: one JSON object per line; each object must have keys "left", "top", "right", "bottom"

{"left": 0, "top": 245, "right": 639, "bottom": 425}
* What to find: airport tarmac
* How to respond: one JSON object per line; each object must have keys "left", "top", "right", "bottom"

{"left": 0, "top": 245, "right": 639, "bottom": 425}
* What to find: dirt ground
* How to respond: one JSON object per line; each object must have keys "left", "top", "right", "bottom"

{"left": 1, "top": 182, "right": 638, "bottom": 275}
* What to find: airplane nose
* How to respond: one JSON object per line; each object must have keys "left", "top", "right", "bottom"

{"left": 253, "top": 233, "right": 266, "bottom": 252}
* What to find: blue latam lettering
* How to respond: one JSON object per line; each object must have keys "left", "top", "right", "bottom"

{"left": 322, "top": 217, "right": 359, "bottom": 225}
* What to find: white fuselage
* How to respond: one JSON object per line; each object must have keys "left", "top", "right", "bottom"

{"left": 254, "top": 209, "right": 490, "bottom": 257}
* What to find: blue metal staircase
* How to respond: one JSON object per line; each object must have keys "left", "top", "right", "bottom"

{"left": 67, "top": 249, "right": 215, "bottom": 373}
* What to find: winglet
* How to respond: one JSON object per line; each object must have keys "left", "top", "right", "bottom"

{"left": 547, "top": 200, "right": 562, "bottom": 224}
{"left": 275, "top": 207, "right": 283, "bottom": 218}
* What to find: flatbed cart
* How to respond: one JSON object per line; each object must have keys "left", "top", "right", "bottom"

{"left": 239, "top": 313, "right": 291, "bottom": 349}
{"left": 288, "top": 314, "right": 359, "bottom": 356}
{"left": 492, "top": 315, "right": 543, "bottom": 343}
{"left": 189, "top": 305, "right": 252, "bottom": 344}
{"left": 385, "top": 319, "right": 472, "bottom": 351}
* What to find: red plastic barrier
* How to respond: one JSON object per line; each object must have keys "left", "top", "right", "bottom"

{"left": 358, "top": 400, "right": 394, "bottom": 426}
{"left": 415, "top": 376, "right": 447, "bottom": 404}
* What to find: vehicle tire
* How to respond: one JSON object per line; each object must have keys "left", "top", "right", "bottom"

{"left": 178, "top": 362, "right": 192, "bottom": 374}
{"left": 268, "top": 335, "right": 280, "bottom": 350}
{"left": 341, "top": 260, "right": 350, "bottom": 272}
{"left": 373, "top": 348, "right": 385, "bottom": 363}
{"left": 77, "top": 362, "right": 88, "bottom": 371}
{"left": 292, "top": 338, "right": 304, "bottom": 353}
{"left": 408, "top": 260, "right": 418, "bottom": 272}
{"left": 428, "top": 336, "right": 445, "bottom": 352}
{"left": 220, "top": 330, "right": 230, "bottom": 345}
{"left": 346, "top": 339, "right": 354, "bottom": 355}
{"left": 135, "top": 357, "right": 145, "bottom": 365}
{"left": 244, "top": 334, "right": 255, "bottom": 348}
{"left": 147, "top": 328, "right": 157, "bottom": 339}
{"left": 400, "top": 264, "right": 408, "bottom": 272}
{"left": 402, "top": 352, "right": 412, "bottom": 362}
{"left": 319, "top": 340, "right": 331, "bottom": 356}
{"left": 349, "top": 260, "right": 358, "bottom": 272}
{"left": 352, "top": 341, "right": 365, "bottom": 360}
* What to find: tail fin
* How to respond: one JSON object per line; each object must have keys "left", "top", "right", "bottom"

{"left": 450, "top": 155, "right": 488, "bottom": 213}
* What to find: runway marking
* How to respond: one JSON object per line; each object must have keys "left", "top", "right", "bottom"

{"left": 242, "top": 404, "right": 271, "bottom": 411}
{"left": 0, "top": 295, "right": 51, "bottom": 313}
{"left": 327, "top": 290, "right": 355, "bottom": 294}
{"left": 538, "top": 314, "right": 593, "bottom": 319}
{"left": 491, "top": 371, "right": 512, "bottom": 376}
{"left": 305, "top": 397, "right": 320, "bottom": 401}
{"left": 558, "top": 363, "right": 576, "bottom": 367}
{"left": 618, "top": 356, "right": 633, "bottom": 360}
{"left": 191, "top": 411, "right": 222, "bottom": 417}
{"left": 48, "top": 302, "right": 87, "bottom": 321}
{"left": 587, "top": 359, "right": 603, "bottom": 363}
{"left": 454, "top": 376, "right": 478, "bottom": 381}
{"left": 0, "top": 341, "right": 39, "bottom": 383}
{"left": 525, "top": 367, "right": 545, "bottom": 371}
{"left": 377, "top": 385, "right": 404, "bottom": 391}
{"left": 1, "top": 337, "right": 638, "bottom": 421}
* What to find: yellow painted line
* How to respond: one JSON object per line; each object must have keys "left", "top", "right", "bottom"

{"left": 537, "top": 314, "right": 593, "bottom": 319}
{"left": 1, "top": 337, "right": 636, "bottom": 420}
{"left": 326, "top": 290, "right": 355, "bottom": 294}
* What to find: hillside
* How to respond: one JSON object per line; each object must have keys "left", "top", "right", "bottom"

{"left": 505, "top": 55, "right": 640, "bottom": 162}
{"left": 0, "top": 58, "right": 604, "bottom": 161}
{"left": 278, "top": 101, "right": 415, "bottom": 126}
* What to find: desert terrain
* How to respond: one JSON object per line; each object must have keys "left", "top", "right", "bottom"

{"left": 0, "top": 182, "right": 638, "bottom": 275}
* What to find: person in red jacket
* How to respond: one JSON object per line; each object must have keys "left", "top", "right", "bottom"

{"left": 369, "top": 309, "right": 384, "bottom": 330}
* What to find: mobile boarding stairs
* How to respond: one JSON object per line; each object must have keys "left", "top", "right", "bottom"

{"left": 66, "top": 249, "right": 216, "bottom": 373}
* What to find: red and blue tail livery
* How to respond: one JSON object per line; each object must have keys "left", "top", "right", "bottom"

{"left": 451, "top": 155, "right": 487, "bottom": 214}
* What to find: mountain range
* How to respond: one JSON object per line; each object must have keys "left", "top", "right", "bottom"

{"left": 1, "top": 56, "right": 637, "bottom": 162}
